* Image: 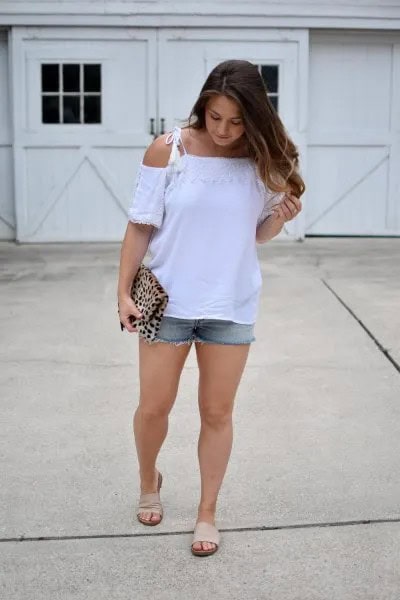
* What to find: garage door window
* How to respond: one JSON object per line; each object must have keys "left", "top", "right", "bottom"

{"left": 41, "top": 63, "right": 102, "bottom": 124}
{"left": 258, "top": 65, "right": 279, "bottom": 112}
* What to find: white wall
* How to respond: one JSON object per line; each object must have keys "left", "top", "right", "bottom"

{"left": 1, "top": 1, "right": 400, "bottom": 30}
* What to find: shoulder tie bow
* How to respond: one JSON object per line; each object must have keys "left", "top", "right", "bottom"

{"left": 166, "top": 126, "right": 184, "bottom": 173}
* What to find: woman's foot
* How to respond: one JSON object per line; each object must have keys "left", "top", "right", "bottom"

{"left": 192, "top": 508, "right": 218, "bottom": 554}
{"left": 137, "top": 469, "right": 163, "bottom": 525}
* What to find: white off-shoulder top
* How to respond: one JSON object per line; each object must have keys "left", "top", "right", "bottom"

{"left": 127, "top": 126, "right": 283, "bottom": 324}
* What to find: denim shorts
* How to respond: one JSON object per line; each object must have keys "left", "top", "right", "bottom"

{"left": 146, "top": 316, "right": 256, "bottom": 346}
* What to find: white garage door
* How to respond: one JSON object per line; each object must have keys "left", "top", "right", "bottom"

{"left": 12, "top": 26, "right": 306, "bottom": 242}
{"left": 0, "top": 30, "right": 14, "bottom": 240}
{"left": 306, "top": 32, "right": 400, "bottom": 236}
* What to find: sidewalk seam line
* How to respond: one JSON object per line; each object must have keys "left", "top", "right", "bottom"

{"left": 2, "top": 516, "right": 400, "bottom": 543}
{"left": 321, "top": 279, "right": 400, "bottom": 375}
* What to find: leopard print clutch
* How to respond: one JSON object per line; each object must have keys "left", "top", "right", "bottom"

{"left": 119, "top": 264, "right": 169, "bottom": 342}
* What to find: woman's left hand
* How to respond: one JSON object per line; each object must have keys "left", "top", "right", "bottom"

{"left": 272, "top": 193, "right": 302, "bottom": 222}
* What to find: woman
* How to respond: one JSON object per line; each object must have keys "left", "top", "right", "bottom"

{"left": 117, "top": 59, "right": 305, "bottom": 557}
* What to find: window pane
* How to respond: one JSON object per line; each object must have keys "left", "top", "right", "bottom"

{"left": 42, "top": 64, "right": 59, "bottom": 92}
{"left": 63, "top": 95, "right": 80, "bottom": 123}
{"left": 42, "top": 95, "right": 60, "bottom": 123}
{"left": 84, "top": 64, "right": 101, "bottom": 92}
{"left": 261, "top": 65, "right": 279, "bottom": 94}
{"left": 84, "top": 95, "right": 101, "bottom": 123}
{"left": 63, "top": 64, "right": 80, "bottom": 93}
{"left": 269, "top": 95, "right": 279, "bottom": 112}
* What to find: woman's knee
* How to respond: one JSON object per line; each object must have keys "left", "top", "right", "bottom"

{"left": 136, "top": 402, "right": 171, "bottom": 421}
{"left": 137, "top": 381, "right": 179, "bottom": 418}
{"left": 199, "top": 405, "right": 233, "bottom": 429}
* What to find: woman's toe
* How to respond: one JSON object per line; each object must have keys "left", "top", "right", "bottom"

{"left": 192, "top": 541, "right": 217, "bottom": 552}
{"left": 192, "top": 542, "right": 201, "bottom": 551}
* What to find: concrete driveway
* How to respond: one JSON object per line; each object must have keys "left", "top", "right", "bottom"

{"left": 1, "top": 238, "right": 399, "bottom": 599}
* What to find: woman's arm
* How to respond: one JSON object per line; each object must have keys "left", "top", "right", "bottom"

{"left": 117, "top": 222, "right": 154, "bottom": 300}
{"left": 256, "top": 192, "right": 302, "bottom": 244}
{"left": 117, "top": 135, "right": 171, "bottom": 331}
{"left": 256, "top": 212, "right": 285, "bottom": 243}
{"left": 117, "top": 223, "right": 153, "bottom": 331}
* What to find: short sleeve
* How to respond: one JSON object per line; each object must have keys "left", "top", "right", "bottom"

{"left": 128, "top": 164, "right": 169, "bottom": 229}
{"left": 256, "top": 178, "right": 285, "bottom": 227}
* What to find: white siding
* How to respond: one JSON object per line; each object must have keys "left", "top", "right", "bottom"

{"left": 0, "top": 30, "right": 14, "bottom": 240}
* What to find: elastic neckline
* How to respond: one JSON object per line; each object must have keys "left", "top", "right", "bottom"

{"left": 183, "top": 153, "right": 251, "bottom": 161}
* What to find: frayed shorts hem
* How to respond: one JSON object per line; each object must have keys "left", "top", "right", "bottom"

{"left": 141, "top": 316, "right": 256, "bottom": 346}
{"left": 147, "top": 336, "right": 255, "bottom": 346}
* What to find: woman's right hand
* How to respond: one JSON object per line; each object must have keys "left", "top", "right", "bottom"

{"left": 118, "top": 295, "right": 143, "bottom": 333}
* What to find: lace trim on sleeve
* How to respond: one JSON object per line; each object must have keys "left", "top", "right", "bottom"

{"left": 128, "top": 164, "right": 168, "bottom": 229}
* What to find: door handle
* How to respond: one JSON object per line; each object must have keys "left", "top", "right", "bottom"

{"left": 149, "top": 118, "right": 155, "bottom": 137}
{"left": 160, "top": 118, "right": 165, "bottom": 135}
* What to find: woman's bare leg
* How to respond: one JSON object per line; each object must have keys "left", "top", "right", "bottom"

{"left": 134, "top": 337, "right": 192, "bottom": 522}
{"left": 193, "top": 342, "right": 251, "bottom": 550}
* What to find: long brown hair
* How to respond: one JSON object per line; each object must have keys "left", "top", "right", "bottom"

{"left": 183, "top": 60, "right": 305, "bottom": 198}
